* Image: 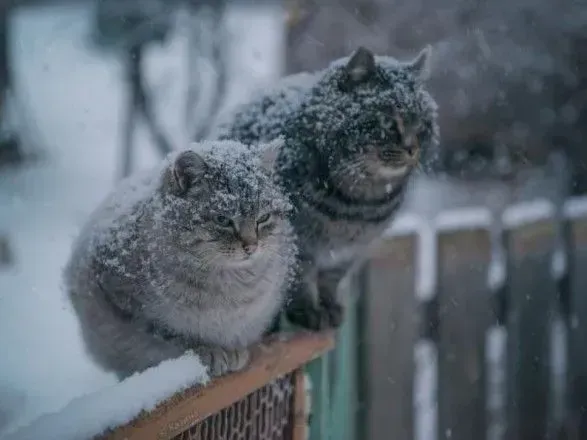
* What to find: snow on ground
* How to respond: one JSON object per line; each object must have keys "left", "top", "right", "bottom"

{"left": 4, "top": 352, "right": 208, "bottom": 440}
{"left": 0, "top": 3, "right": 283, "bottom": 436}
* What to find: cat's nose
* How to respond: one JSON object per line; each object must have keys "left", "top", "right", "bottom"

{"left": 243, "top": 243, "right": 258, "bottom": 255}
{"left": 406, "top": 146, "right": 418, "bottom": 157}
{"left": 405, "top": 145, "right": 420, "bottom": 164}
{"left": 241, "top": 235, "right": 258, "bottom": 255}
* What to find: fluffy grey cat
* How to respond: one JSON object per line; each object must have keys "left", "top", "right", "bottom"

{"left": 64, "top": 140, "right": 297, "bottom": 379}
{"left": 215, "top": 46, "right": 439, "bottom": 330}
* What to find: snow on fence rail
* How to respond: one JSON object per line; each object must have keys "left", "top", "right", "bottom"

{"left": 359, "top": 196, "right": 587, "bottom": 440}
{"left": 6, "top": 332, "right": 333, "bottom": 440}
{"left": 103, "top": 332, "right": 333, "bottom": 440}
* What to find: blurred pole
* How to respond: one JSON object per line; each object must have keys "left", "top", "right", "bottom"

{"left": 120, "top": 45, "right": 140, "bottom": 180}
{"left": 284, "top": 0, "right": 318, "bottom": 74}
{"left": 186, "top": 0, "right": 229, "bottom": 142}
{"left": 192, "top": 0, "right": 228, "bottom": 141}
{"left": 99, "top": 0, "right": 175, "bottom": 179}
{"left": 0, "top": 1, "right": 22, "bottom": 168}
{"left": 0, "top": 2, "right": 8, "bottom": 122}
{"left": 120, "top": 40, "right": 174, "bottom": 180}
{"left": 0, "top": 233, "right": 14, "bottom": 267}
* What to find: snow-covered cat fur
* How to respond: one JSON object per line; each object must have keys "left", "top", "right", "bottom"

{"left": 215, "top": 46, "right": 439, "bottom": 331}
{"left": 64, "top": 139, "right": 297, "bottom": 379}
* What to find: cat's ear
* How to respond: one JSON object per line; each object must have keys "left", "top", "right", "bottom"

{"left": 342, "top": 46, "right": 376, "bottom": 87}
{"left": 170, "top": 150, "right": 208, "bottom": 195}
{"left": 259, "top": 137, "right": 284, "bottom": 173}
{"left": 405, "top": 45, "right": 433, "bottom": 82}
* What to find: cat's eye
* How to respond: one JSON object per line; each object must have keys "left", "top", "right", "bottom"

{"left": 214, "top": 214, "right": 232, "bottom": 227}
{"left": 257, "top": 213, "right": 271, "bottom": 224}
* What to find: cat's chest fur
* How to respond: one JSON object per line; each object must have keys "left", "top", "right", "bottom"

{"left": 150, "top": 272, "right": 284, "bottom": 348}
{"left": 297, "top": 207, "right": 388, "bottom": 270}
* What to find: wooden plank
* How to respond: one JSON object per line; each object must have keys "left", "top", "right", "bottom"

{"left": 101, "top": 331, "right": 335, "bottom": 440}
{"left": 564, "top": 199, "right": 587, "bottom": 440}
{"left": 436, "top": 225, "right": 492, "bottom": 440}
{"left": 504, "top": 204, "right": 557, "bottom": 440}
{"left": 364, "top": 233, "right": 419, "bottom": 440}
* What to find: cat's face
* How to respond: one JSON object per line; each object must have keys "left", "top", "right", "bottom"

{"left": 330, "top": 108, "right": 428, "bottom": 187}
{"left": 161, "top": 144, "right": 291, "bottom": 268}
{"left": 291, "top": 46, "right": 438, "bottom": 189}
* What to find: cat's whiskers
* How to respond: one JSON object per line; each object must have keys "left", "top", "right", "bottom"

{"left": 412, "top": 159, "right": 426, "bottom": 176}
{"left": 386, "top": 151, "right": 405, "bottom": 159}
{"left": 377, "top": 164, "right": 408, "bottom": 180}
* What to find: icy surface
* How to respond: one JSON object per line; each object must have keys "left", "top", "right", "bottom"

{"left": 0, "top": 3, "right": 282, "bottom": 435}
{"left": 3, "top": 352, "right": 209, "bottom": 440}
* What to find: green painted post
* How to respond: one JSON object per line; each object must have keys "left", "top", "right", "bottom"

{"left": 279, "top": 314, "right": 333, "bottom": 440}
{"left": 304, "top": 273, "right": 362, "bottom": 440}
{"left": 346, "top": 290, "right": 360, "bottom": 440}
{"left": 307, "top": 351, "right": 332, "bottom": 440}
{"left": 329, "top": 292, "right": 359, "bottom": 440}
{"left": 355, "top": 266, "right": 370, "bottom": 440}
{"left": 285, "top": 273, "right": 363, "bottom": 440}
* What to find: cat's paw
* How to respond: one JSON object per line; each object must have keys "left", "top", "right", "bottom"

{"left": 226, "top": 347, "right": 250, "bottom": 373}
{"left": 196, "top": 346, "right": 250, "bottom": 377}
{"left": 286, "top": 298, "right": 344, "bottom": 331}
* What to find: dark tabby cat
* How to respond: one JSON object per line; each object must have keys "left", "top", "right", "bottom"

{"left": 215, "top": 46, "right": 440, "bottom": 330}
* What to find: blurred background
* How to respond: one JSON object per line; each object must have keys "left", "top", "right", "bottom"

{"left": 0, "top": 0, "right": 585, "bottom": 437}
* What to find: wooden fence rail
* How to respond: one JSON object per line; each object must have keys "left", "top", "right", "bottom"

{"left": 100, "top": 332, "right": 334, "bottom": 440}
